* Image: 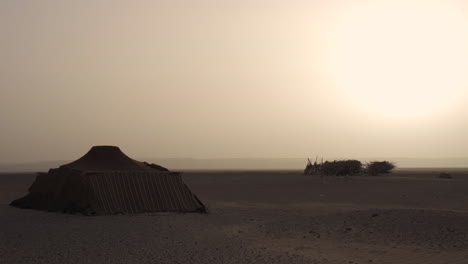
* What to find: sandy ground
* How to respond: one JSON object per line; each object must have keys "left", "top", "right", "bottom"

{"left": 1, "top": 170, "right": 468, "bottom": 264}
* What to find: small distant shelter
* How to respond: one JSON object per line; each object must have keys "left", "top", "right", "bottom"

{"left": 304, "top": 157, "right": 322, "bottom": 175}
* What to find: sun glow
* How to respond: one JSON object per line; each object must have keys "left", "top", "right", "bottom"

{"left": 325, "top": 0, "right": 468, "bottom": 119}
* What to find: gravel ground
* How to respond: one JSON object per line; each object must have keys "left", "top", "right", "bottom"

{"left": 1, "top": 171, "right": 468, "bottom": 264}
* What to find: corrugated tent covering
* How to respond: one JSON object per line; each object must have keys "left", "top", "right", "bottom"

{"left": 10, "top": 146, "right": 206, "bottom": 214}
{"left": 11, "top": 169, "right": 206, "bottom": 214}
{"left": 86, "top": 171, "right": 205, "bottom": 214}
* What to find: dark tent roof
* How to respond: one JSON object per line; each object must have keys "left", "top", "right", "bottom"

{"left": 61, "top": 146, "right": 168, "bottom": 171}
{"left": 10, "top": 146, "right": 205, "bottom": 215}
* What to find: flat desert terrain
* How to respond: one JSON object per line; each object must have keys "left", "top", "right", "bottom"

{"left": 1, "top": 170, "right": 468, "bottom": 264}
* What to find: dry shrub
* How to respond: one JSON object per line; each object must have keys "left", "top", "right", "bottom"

{"left": 438, "top": 172, "right": 452, "bottom": 179}
{"left": 365, "top": 161, "right": 395, "bottom": 176}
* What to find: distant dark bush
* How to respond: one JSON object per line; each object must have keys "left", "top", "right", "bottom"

{"left": 365, "top": 161, "right": 395, "bottom": 175}
{"left": 321, "top": 160, "right": 362, "bottom": 176}
{"left": 438, "top": 172, "right": 452, "bottom": 179}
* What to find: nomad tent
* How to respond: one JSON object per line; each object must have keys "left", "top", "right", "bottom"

{"left": 10, "top": 146, "right": 206, "bottom": 215}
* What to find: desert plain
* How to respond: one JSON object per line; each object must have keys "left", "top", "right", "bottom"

{"left": 1, "top": 169, "right": 468, "bottom": 264}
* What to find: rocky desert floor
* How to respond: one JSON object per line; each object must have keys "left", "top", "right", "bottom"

{"left": 1, "top": 170, "right": 468, "bottom": 264}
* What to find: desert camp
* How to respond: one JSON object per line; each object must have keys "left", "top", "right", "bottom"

{"left": 2, "top": 0, "right": 468, "bottom": 263}
{"left": 10, "top": 146, "right": 206, "bottom": 215}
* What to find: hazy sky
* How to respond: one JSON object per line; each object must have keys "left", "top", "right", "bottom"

{"left": 1, "top": 0, "right": 468, "bottom": 163}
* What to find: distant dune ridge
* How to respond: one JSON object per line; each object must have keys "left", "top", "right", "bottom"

{"left": 1, "top": 157, "right": 468, "bottom": 172}
{"left": 9, "top": 146, "right": 206, "bottom": 214}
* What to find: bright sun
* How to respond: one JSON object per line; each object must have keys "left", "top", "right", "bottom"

{"left": 325, "top": 0, "right": 468, "bottom": 119}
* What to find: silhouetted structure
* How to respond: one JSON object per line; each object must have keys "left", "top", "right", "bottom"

{"left": 321, "top": 160, "right": 362, "bottom": 176}
{"left": 10, "top": 146, "right": 206, "bottom": 214}
{"left": 305, "top": 158, "right": 362, "bottom": 176}
{"left": 305, "top": 158, "right": 395, "bottom": 176}
{"left": 304, "top": 157, "right": 321, "bottom": 175}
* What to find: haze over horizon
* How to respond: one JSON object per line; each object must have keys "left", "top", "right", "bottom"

{"left": 2, "top": 0, "right": 468, "bottom": 165}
